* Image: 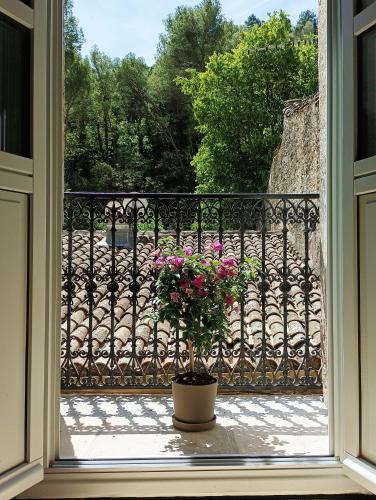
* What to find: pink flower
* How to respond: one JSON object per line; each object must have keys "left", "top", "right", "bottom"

{"left": 200, "top": 259, "right": 211, "bottom": 266}
{"left": 166, "top": 255, "right": 184, "bottom": 267}
{"left": 155, "top": 257, "right": 166, "bottom": 269}
{"left": 180, "top": 280, "right": 190, "bottom": 289}
{"left": 197, "top": 289, "right": 209, "bottom": 298}
{"left": 227, "top": 268, "right": 238, "bottom": 277}
{"left": 212, "top": 241, "right": 223, "bottom": 252}
{"left": 235, "top": 304, "right": 241, "bottom": 314}
{"left": 154, "top": 248, "right": 161, "bottom": 258}
{"left": 192, "top": 275, "right": 205, "bottom": 288}
{"left": 183, "top": 246, "right": 193, "bottom": 256}
{"left": 225, "top": 294, "right": 234, "bottom": 306}
{"left": 221, "top": 258, "right": 236, "bottom": 267}
{"left": 185, "top": 288, "right": 193, "bottom": 297}
{"left": 217, "top": 266, "right": 228, "bottom": 279}
{"left": 170, "top": 292, "right": 180, "bottom": 303}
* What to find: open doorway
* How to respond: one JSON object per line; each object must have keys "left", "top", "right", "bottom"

{"left": 60, "top": 0, "right": 329, "bottom": 460}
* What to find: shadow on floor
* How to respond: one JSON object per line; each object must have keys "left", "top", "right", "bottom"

{"left": 60, "top": 394, "right": 329, "bottom": 459}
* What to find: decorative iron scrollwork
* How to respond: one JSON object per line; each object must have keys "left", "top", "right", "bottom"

{"left": 61, "top": 192, "right": 322, "bottom": 391}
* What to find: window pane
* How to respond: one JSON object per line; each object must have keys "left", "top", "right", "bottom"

{"left": 357, "top": 26, "right": 376, "bottom": 160}
{"left": 357, "top": 0, "right": 376, "bottom": 13}
{"left": 20, "top": 0, "right": 32, "bottom": 6}
{"left": 0, "top": 14, "right": 31, "bottom": 158}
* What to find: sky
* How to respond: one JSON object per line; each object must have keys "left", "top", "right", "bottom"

{"left": 73, "top": 0, "right": 318, "bottom": 66}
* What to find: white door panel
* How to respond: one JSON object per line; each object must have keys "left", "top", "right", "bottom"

{"left": 0, "top": 190, "right": 28, "bottom": 474}
{"left": 338, "top": 0, "right": 376, "bottom": 493}
{"left": 359, "top": 194, "right": 376, "bottom": 464}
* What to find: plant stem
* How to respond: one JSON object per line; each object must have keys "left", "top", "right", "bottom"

{"left": 188, "top": 340, "right": 194, "bottom": 372}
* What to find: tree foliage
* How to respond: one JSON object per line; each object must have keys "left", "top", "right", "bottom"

{"left": 177, "top": 12, "right": 318, "bottom": 192}
{"left": 294, "top": 10, "right": 318, "bottom": 37}
{"left": 64, "top": 3, "right": 318, "bottom": 194}
{"left": 245, "top": 14, "right": 262, "bottom": 30}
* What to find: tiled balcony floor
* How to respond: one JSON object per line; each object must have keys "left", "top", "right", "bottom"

{"left": 60, "top": 394, "right": 329, "bottom": 459}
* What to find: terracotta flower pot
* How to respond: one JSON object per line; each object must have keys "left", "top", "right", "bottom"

{"left": 172, "top": 379, "right": 218, "bottom": 431}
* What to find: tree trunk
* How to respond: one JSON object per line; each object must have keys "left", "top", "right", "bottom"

{"left": 188, "top": 340, "right": 194, "bottom": 372}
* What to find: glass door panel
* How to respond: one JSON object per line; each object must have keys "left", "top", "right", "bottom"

{"left": 0, "top": 13, "right": 31, "bottom": 157}
{"left": 357, "top": 25, "right": 376, "bottom": 160}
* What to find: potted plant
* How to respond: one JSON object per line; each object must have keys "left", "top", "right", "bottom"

{"left": 151, "top": 237, "right": 259, "bottom": 431}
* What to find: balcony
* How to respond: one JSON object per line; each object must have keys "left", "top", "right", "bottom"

{"left": 60, "top": 192, "right": 327, "bottom": 458}
{"left": 61, "top": 192, "right": 322, "bottom": 391}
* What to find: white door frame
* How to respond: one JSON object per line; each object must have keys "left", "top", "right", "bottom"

{"left": 334, "top": 0, "right": 376, "bottom": 493}
{"left": 327, "top": 0, "right": 359, "bottom": 463}
{"left": 0, "top": 0, "right": 50, "bottom": 498}
{"left": 21, "top": 0, "right": 374, "bottom": 497}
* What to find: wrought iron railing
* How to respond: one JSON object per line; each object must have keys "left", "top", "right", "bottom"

{"left": 61, "top": 192, "right": 321, "bottom": 391}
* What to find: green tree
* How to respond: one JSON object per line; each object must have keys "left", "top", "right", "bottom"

{"left": 64, "top": 2, "right": 319, "bottom": 195}
{"left": 245, "top": 14, "right": 262, "bottom": 30}
{"left": 148, "top": 0, "right": 238, "bottom": 192}
{"left": 178, "top": 11, "right": 318, "bottom": 193}
{"left": 88, "top": 49, "right": 156, "bottom": 191}
{"left": 114, "top": 54, "right": 153, "bottom": 190}
{"left": 156, "top": 0, "right": 237, "bottom": 73}
{"left": 295, "top": 10, "right": 318, "bottom": 37}
{"left": 64, "top": 0, "right": 92, "bottom": 190}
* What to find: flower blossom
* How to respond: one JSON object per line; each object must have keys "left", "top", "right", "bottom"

{"left": 155, "top": 257, "right": 166, "bottom": 269}
{"left": 225, "top": 294, "right": 234, "bottom": 306}
{"left": 197, "top": 289, "right": 209, "bottom": 298}
{"left": 221, "top": 257, "right": 236, "bottom": 267}
{"left": 192, "top": 275, "right": 205, "bottom": 288}
{"left": 170, "top": 292, "right": 180, "bottom": 303}
{"left": 179, "top": 280, "right": 190, "bottom": 289}
{"left": 185, "top": 288, "right": 193, "bottom": 297}
{"left": 217, "top": 266, "right": 228, "bottom": 279}
{"left": 166, "top": 255, "right": 184, "bottom": 267}
{"left": 183, "top": 246, "right": 193, "bottom": 256}
{"left": 227, "top": 268, "right": 238, "bottom": 277}
{"left": 174, "top": 257, "right": 184, "bottom": 267}
{"left": 154, "top": 248, "right": 161, "bottom": 258}
{"left": 200, "top": 259, "right": 211, "bottom": 266}
{"left": 212, "top": 241, "right": 223, "bottom": 253}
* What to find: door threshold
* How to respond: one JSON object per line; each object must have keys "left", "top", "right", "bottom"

{"left": 52, "top": 455, "right": 338, "bottom": 471}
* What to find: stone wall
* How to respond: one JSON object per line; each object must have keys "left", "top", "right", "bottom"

{"left": 268, "top": 88, "right": 328, "bottom": 400}
{"left": 268, "top": 93, "right": 321, "bottom": 275}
